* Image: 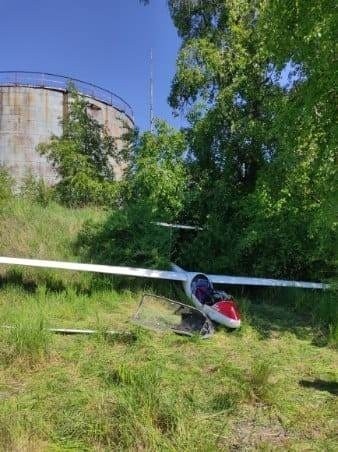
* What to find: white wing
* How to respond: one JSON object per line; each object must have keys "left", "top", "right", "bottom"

{"left": 208, "top": 274, "right": 328, "bottom": 290}
{"left": 171, "top": 263, "right": 328, "bottom": 290}
{"left": 0, "top": 257, "right": 328, "bottom": 289}
{"left": 0, "top": 257, "right": 187, "bottom": 282}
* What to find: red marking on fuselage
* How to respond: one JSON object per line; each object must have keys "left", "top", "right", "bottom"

{"left": 213, "top": 300, "right": 241, "bottom": 321}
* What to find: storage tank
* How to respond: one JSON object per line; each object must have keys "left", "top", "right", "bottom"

{"left": 0, "top": 71, "right": 134, "bottom": 183}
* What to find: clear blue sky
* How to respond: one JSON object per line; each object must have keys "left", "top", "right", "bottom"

{"left": 0, "top": 0, "right": 181, "bottom": 131}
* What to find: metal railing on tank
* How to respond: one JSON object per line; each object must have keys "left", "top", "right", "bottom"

{"left": 0, "top": 71, "right": 134, "bottom": 122}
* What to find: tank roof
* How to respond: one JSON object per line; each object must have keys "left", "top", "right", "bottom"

{"left": 0, "top": 71, "right": 133, "bottom": 122}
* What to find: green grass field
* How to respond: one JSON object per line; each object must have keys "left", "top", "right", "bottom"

{"left": 0, "top": 200, "right": 337, "bottom": 450}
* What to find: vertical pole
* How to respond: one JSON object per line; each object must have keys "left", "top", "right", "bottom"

{"left": 150, "top": 48, "right": 154, "bottom": 132}
{"left": 169, "top": 227, "right": 173, "bottom": 261}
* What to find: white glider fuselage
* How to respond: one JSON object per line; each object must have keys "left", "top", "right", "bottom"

{"left": 172, "top": 264, "right": 241, "bottom": 329}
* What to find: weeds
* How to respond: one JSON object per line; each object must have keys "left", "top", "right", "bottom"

{"left": 0, "top": 166, "right": 13, "bottom": 205}
{"left": 247, "top": 360, "right": 274, "bottom": 403}
{"left": 0, "top": 417, "right": 12, "bottom": 451}
{"left": 212, "top": 391, "right": 239, "bottom": 412}
{"left": 0, "top": 310, "right": 51, "bottom": 366}
{"left": 20, "top": 172, "right": 55, "bottom": 206}
{"left": 327, "top": 323, "right": 338, "bottom": 349}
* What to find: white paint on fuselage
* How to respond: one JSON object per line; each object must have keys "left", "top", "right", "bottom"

{"left": 171, "top": 264, "right": 241, "bottom": 329}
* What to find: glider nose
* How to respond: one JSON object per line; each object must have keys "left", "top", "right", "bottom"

{"left": 214, "top": 300, "right": 241, "bottom": 328}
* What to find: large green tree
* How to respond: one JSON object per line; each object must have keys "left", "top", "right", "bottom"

{"left": 38, "top": 87, "right": 118, "bottom": 207}
{"left": 236, "top": 0, "right": 337, "bottom": 279}
{"left": 169, "top": 0, "right": 278, "bottom": 196}
{"left": 165, "top": 0, "right": 337, "bottom": 280}
{"left": 164, "top": 0, "right": 283, "bottom": 272}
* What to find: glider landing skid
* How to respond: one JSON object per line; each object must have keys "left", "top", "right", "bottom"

{"left": 133, "top": 293, "right": 214, "bottom": 339}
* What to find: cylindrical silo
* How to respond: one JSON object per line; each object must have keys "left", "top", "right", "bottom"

{"left": 0, "top": 71, "right": 134, "bottom": 183}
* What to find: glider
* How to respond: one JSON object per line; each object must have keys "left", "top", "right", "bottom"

{"left": 0, "top": 256, "right": 328, "bottom": 329}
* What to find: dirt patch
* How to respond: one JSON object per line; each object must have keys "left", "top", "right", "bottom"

{"left": 228, "top": 404, "right": 288, "bottom": 450}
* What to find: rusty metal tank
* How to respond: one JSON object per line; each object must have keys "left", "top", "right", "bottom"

{"left": 0, "top": 71, "right": 134, "bottom": 183}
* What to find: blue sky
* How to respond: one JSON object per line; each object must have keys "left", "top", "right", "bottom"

{"left": 0, "top": 0, "right": 181, "bottom": 131}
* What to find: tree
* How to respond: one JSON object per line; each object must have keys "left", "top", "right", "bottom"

{"left": 132, "top": 1, "right": 337, "bottom": 281}
{"left": 77, "top": 120, "right": 187, "bottom": 269}
{"left": 166, "top": 0, "right": 336, "bottom": 280}
{"left": 122, "top": 120, "right": 187, "bottom": 221}
{"left": 169, "top": 0, "right": 279, "bottom": 190}
{"left": 239, "top": 0, "right": 338, "bottom": 279}
{"left": 38, "top": 86, "right": 118, "bottom": 207}
{"left": 163, "top": 1, "right": 282, "bottom": 271}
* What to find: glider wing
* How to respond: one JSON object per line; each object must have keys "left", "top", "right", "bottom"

{"left": 0, "top": 257, "right": 188, "bottom": 282}
{"left": 0, "top": 257, "right": 328, "bottom": 289}
{"left": 208, "top": 274, "right": 328, "bottom": 289}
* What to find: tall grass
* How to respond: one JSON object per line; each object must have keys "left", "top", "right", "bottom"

{"left": 0, "top": 300, "right": 52, "bottom": 366}
{"left": 236, "top": 285, "right": 338, "bottom": 346}
{"left": 0, "top": 196, "right": 106, "bottom": 295}
{"left": 247, "top": 360, "right": 274, "bottom": 403}
{"left": 0, "top": 283, "right": 336, "bottom": 450}
{"left": 0, "top": 188, "right": 336, "bottom": 449}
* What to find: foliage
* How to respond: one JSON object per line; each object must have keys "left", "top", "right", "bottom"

{"left": 165, "top": 0, "right": 285, "bottom": 273}
{"left": 77, "top": 202, "right": 171, "bottom": 269}
{"left": 169, "top": 0, "right": 279, "bottom": 190}
{"left": 0, "top": 167, "right": 13, "bottom": 205}
{"left": 19, "top": 172, "right": 55, "bottom": 206}
{"left": 163, "top": 0, "right": 337, "bottom": 281}
{"left": 232, "top": 0, "right": 338, "bottom": 280}
{"left": 31, "top": 0, "right": 336, "bottom": 281}
{"left": 38, "top": 86, "right": 118, "bottom": 207}
{"left": 122, "top": 120, "right": 187, "bottom": 220}
{"left": 76, "top": 120, "right": 187, "bottom": 270}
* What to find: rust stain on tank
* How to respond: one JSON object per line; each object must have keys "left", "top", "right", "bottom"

{"left": 45, "top": 90, "right": 49, "bottom": 124}
{"left": 0, "top": 82, "right": 133, "bottom": 184}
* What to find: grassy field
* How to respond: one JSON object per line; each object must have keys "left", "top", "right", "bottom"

{"left": 0, "top": 200, "right": 337, "bottom": 450}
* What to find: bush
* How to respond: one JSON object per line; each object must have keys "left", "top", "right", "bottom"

{"left": 20, "top": 172, "right": 55, "bottom": 206}
{"left": 0, "top": 167, "right": 12, "bottom": 204}
{"left": 77, "top": 202, "right": 171, "bottom": 269}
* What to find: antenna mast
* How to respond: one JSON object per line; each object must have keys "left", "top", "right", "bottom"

{"left": 150, "top": 48, "right": 154, "bottom": 132}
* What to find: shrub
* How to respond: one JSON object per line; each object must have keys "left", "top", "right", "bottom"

{"left": 77, "top": 201, "right": 171, "bottom": 269}
{"left": 0, "top": 167, "right": 12, "bottom": 204}
{"left": 20, "top": 172, "right": 55, "bottom": 206}
{"left": 122, "top": 120, "right": 187, "bottom": 220}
